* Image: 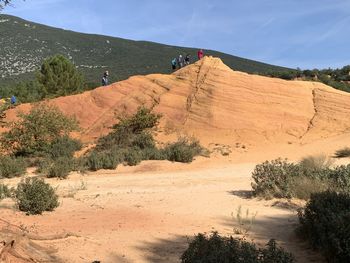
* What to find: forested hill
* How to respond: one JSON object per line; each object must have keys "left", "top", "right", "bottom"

{"left": 0, "top": 14, "right": 291, "bottom": 86}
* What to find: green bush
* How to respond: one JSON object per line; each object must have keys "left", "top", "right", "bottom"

{"left": 251, "top": 159, "right": 300, "bottom": 199}
{"left": 85, "top": 107, "right": 203, "bottom": 171}
{"left": 163, "top": 138, "right": 202, "bottom": 163}
{"left": 298, "top": 191, "right": 350, "bottom": 262}
{"left": 44, "top": 135, "right": 82, "bottom": 158}
{"left": 0, "top": 184, "right": 13, "bottom": 200}
{"left": 1, "top": 104, "right": 79, "bottom": 156}
{"left": 0, "top": 156, "right": 26, "bottom": 178}
{"left": 85, "top": 151, "right": 121, "bottom": 171}
{"left": 131, "top": 132, "right": 156, "bottom": 149}
{"left": 181, "top": 232, "right": 295, "bottom": 263}
{"left": 124, "top": 148, "right": 143, "bottom": 166}
{"left": 46, "top": 157, "right": 74, "bottom": 179}
{"left": 251, "top": 157, "right": 350, "bottom": 199}
{"left": 141, "top": 147, "right": 167, "bottom": 160}
{"left": 15, "top": 177, "right": 59, "bottom": 215}
{"left": 328, "top": 165, "right": 350, "bottom": 194}
{"left": 95, "top": 107, "right": 161, "bottom": 151}
{"left": 335, "top": 147, "right": 350, "bottom": 158}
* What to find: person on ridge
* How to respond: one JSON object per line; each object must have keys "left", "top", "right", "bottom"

{"left": 178, "top": 54, "right": 184, "bottom": 68}
{"left": 197, "top": 49, "right": 204, "bottom": 60}
{"left": 10, "top": 95, "right": 16, "bottom": 105}
{"left": 102, "top": 70, "right": 109, "bottom": 86}
{"left": 171, "top": 58, "right": 177, "bottom": 71}
{"left": 184, "top": 54, "right": 191, "bottom": 65}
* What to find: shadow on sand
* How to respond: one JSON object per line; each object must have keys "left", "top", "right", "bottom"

{"left": 135, "top": 235, "right": 188, "bottom": 263}
{"left": 227, "top": 190, "right": 254, "bottom": 199}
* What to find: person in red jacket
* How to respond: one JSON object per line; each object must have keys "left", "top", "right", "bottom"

{"left": 197, "top": 49, "right": 204, "bottom": 60}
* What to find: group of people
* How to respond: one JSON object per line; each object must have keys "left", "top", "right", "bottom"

{"left": 0, "top": 95, "right": 17, "bottom": 118}
{"left": 100, "top": 49, "right": 205, "bottom": 86}
{"left": 171, "top": 49, "right": 204, "bottom": 71}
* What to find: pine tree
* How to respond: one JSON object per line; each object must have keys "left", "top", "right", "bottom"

{"left": 36, "top": 55, "right": 85, "bottom": 96}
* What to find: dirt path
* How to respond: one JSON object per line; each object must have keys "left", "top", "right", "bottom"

{"left": 1, "top": 159, "right": 324, "bottom": 262}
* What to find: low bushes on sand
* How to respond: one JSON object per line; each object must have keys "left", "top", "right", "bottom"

{"left": 0, "top": 184, "right": 13, "bottom": 200}
{"left": 163, "top": 138, "right": 202, "bottom": 163}
{"left": 0, "top": 156, "right": 26, "bottom": 179}
{"left": 15, "top": 177, "right": 59, "bottom": 215}
{"left": 298, "top": 191, "right": 350, "bottom": 262}
{"left": 181, "top": 232, "right": 295, "bottom": 263}
{"left": 44, "top": 135, "right": 82, "bottom": 159}
{"left": 251, "top": 155, "right": 350, "bottom": 200}
{"left": 1, "top": 104, "right": 79, "bottom": 157}
{"left": 251, "top": 158, "right": 300, "bottom": 199}
{"left": 84, "top": 107, "right": 204, "bottom": 171}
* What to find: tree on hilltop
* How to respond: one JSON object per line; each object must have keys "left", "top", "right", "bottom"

{"left": 36, "top": 54, "right": 85, "bottom": 96}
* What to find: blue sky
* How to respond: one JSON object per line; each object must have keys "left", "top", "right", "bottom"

{"left": 3, "top": 0, "right": 350, "bottom": 69}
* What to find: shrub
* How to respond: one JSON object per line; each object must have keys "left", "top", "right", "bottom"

{"left": 290, "top": 176, "right": 331, "bottom": 200}
{"left": 0, "top": 184, "right": 13, "bottom": 200}
{"left": 335, "top": 147, "right": 350, "bottom": 158}
{"left": 46, "top": 157, "right": 74, "bottom": 179}
{"left": 85, "top": 151, "right": 121, "bottom": 171}
{"left": 44, "top": 135, "right": 82, "bottom": 158}
{"left": 251, "top": 156, "right": 350, "bottom": 200}
{"left": 141, "top": 147, "right": 167, "bottom": 160}
{"left": 15, "top": 177, "right": 59, "bottom": 215}
{"left": 180, "top": 232, "right": 295, "bottom": 263}
{"left": 95, "top": 107, "right": 161, "bottom": 151}
{"left": 124, "top": 148, "right": 143, "bottom": 166}
{"left": 1, "top": 104, "right": 79, "bottom": 156}
{"left": 85, "top": 108, "right": 203, "bottom": 171}
{"left": 298, "top": 191, "right": 350, "bottom": 262}
{"left": 0, "top": 156, "right": 26, "bottom": 178}
{"left": 328, "top": 165, "right": 350, "bottom": 194}
{"left": 163, "top": 138, "right": 202, "bottom": 163}
{"left": 131, "top": 132, "right": 156, "bottom": 149}
{"left": 299, "top": 154, "right": 334, "bottom": 172}
{"left": 251, "top": 158, "right": 300, "bottom": 199}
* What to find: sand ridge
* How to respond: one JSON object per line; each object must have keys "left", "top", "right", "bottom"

{"left": 4, "top": 56, "right": 350, "bottom": 148}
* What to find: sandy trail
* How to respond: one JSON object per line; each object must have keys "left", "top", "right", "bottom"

{"left": 1, "top": 156, "right": 325, "bottom": 263}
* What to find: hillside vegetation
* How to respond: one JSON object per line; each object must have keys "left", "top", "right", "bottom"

{"left": 265, "top": 66, "right": 350, "bottom": 92}
{"left": 0, "top": 14, "right": 290, "bottom": 88}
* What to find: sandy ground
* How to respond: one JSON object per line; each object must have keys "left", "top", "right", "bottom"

{"left": 2, "top": 140, "right": 344, "bottom": 262}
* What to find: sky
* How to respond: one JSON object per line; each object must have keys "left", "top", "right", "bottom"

{"left": 3, "top": 0, "right": 350, "bottom": 69}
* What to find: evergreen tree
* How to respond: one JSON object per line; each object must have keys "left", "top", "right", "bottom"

{"left": 36, "top": 54, "right": 85, "bottom": 96}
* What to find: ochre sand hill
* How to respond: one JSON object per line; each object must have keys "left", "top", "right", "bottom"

{"left": 5, "top": 56, "right": 350, "bottom": 148}
{"left": 2, "top": 57, "right": 350, "bottom": 262}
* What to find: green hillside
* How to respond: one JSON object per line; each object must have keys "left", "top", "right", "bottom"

{"left": 0, "top": 14, "right": 291, "bottom": 88}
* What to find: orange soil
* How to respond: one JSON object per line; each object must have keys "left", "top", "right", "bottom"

{"left": 2, "top": 57, "right": 350, "bottom": 262}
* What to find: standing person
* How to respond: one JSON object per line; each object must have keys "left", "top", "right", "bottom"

{"left": 10, "top": 95, "right": 16, "bottom": 105}
{"left": 197, "top": 49, "right": 204, "bottom": 60}
{"left": 102, "top": 70, "right": 109, "bottom": 86}
{"left": 184, "top": 54, "right": 191, "bottom": 65}
{"left": 178, "top": 54, "right": 184, "bottom": 68}
{"left": 171, "top": 58, "right": 177, "bottom": 71}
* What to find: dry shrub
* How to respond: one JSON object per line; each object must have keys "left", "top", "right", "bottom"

{"left": 299, "top": 154, "right": 334, "bottom": 171}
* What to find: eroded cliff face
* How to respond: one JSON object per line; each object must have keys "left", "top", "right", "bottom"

{"left": 5, "top": 56, "right": 350, "bottom": 146}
